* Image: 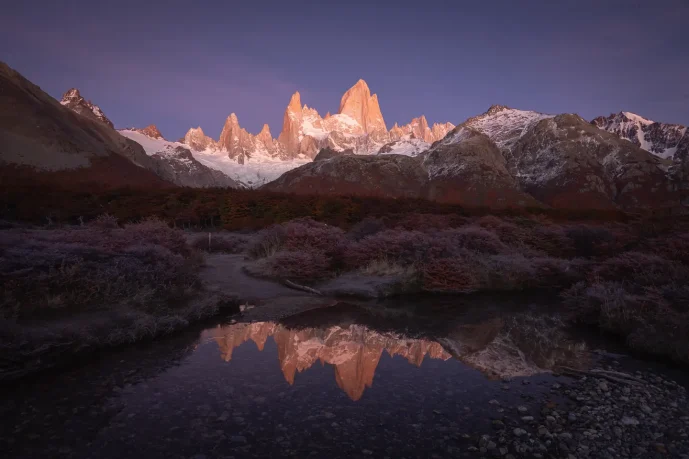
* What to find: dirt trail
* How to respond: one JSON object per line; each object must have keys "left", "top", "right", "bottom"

{"left": 199, "top": 254, "right": 340, "bottom": 321}
{"left": 199, "top": 254, "right": 298, "bottom": 301}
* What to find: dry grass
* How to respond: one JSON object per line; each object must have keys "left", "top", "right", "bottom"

{"left": 359, "top": 257, "right": 417, "bottom": 277}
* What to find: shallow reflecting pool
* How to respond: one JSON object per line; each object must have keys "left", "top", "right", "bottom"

{"left": 1, "top": 300, "right": 686, "bottom": 458}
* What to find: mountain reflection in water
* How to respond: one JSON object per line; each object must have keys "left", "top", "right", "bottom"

{"left": 202, "top": 310, "right": 588, "bottom": 401}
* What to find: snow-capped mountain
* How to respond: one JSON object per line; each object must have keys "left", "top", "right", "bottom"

{"left": 592, "top": 111, "right": 688, "bottom": 160}
{"left": 377, "top": 138, "right": 430, "bottom": 157}
{"left": 168, "top": 80, "right": 455, "bottom": 185}
{"left": 60, "top": 88, "right": 114, "bottom": 129}
{"left": 119, "top": 126, "right": 290, "bottom": 188}
{"left": 266, "top": 104, "right": 683, "bottom": 211}
{"left": 460, "top": 105, "right": 553, "bottom": 152}
{"left": 56, "top": 78, "right": 455, "bottom": 188}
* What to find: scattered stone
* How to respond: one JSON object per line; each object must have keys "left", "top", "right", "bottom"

{"left": 517, "top": 406, "right": 528, "bottom": 413}
{"left": 513, "top": 428, "right": 527, "bottom": 437}
{"left": 621, "top": 416, "right": 640, "bottom": 426}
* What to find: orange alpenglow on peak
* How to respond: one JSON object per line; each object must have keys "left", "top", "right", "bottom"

{"left": 338, "top": 79, "right": 387, "bottom": 133}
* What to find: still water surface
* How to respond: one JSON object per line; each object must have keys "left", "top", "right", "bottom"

{"left": 0, "top": 299, "right": 681, "bottom": 458}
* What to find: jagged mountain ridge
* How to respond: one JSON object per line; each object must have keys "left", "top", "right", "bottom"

{"left": 592, "top": 111, "right": 688, "bottom": 160}
{"left": 265, "top": 105, "right": 685, "bottom": 211}
{"left": 180, "top": 79, "right": 455, "bottom": 164}
{"left": 59, "top": 88, "right": 115, "bottom": 129}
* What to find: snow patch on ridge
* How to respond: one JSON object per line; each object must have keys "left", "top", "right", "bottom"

{"left": 119, "top": 129, "right": 307, "bottom": 188}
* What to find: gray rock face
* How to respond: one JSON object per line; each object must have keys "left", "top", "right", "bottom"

{"left": 592, "top": 111, "right": 687, "bottom": 160}
{"left": 149, "top": 147, "right": 241, "bottom": 188}
{"left": 59, "top": 88, "right": 115, "bottom": 129}
{"left": 422, "top": 127, "right": 540, "bottom": 207}
{"left": 313, "top": 147, "right": 354, "bottom": 162}
{"left": 510, "top": 114, "right": 677, "bottom": 210}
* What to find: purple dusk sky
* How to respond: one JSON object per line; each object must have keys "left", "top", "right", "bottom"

{"left": 1, "top": 0, "right": 687, "bottom": 140}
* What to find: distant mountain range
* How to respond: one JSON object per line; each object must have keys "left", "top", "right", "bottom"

{"left": 1, "top": 60, "right": 686, "bottom": 211}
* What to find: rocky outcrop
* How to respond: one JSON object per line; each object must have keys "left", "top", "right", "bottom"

{"left": 313, "top": 147, "right": 354, "bottom": 162}
{"left": 592, "top": 112, "right": 687, "bottom": 160}
{"left": 148, "top": 146, "right": 239, "bottom": 188}
{"left": 389, "top": 116, "right": 455, "bottom": 143}
{"left": 59, "top": 88, "right": 115, "bottom": 129}
{"left": 133, "top": 124, "right": 164, "bottom": 139}
{"left": 460, "top": 105, "right": 553, "bottom": 153}
{"left": 423, "top": 128, "right": 541, "bottom": 207}
{"left": 511, "top": 114, "right": 676, "bottom": 210}
{"left": 338, "top": 79, "right": 387, "bottom": 134}
{"left": 388, "top": 116, "right": 454, "bottom": 144}
{"left": 183, "top": 127, "right": 217, "bottom": 151}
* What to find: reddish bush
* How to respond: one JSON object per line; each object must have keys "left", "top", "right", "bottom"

{"left": 0, "top": 229, "right": 200, "bottom": 318}
{"left": 483, "top": 254, "right": 535, "bottom": 290}
{"left": 565, "top": 224, "right": 614, "bottom": 257}
{"left": 394, "top": 213, "right": 463, "bottom": 231}
{"left": 522, "top": 225, "right": 574, "bottom": 258}
{"left": 344, "top": 230, "right": 429, "bottom": 268}
{"left": 347, "top": 217, "right": 387, "bottom": 241}
{"left": 644, "top": 233, "right": 689, "bottom": 265}
{"left": 282, "top": 218, "right": 345, "bottom": 254}
{"left": 593, "top": 251, "right": 687, "bottom": 286}
{"left": 89, "top": 213, "right": 119, "bottom": 229}
{"left": 421, "top": 255, "right": 485, "bottom": 293}
{"left": 248, "top": 250, "right": 331, "bottom": 284}
{"left": 124, "top": 217, "right": 189, "bottom": 257}
{"left": 437, "top": 226, "right": 508, "bottom": 255}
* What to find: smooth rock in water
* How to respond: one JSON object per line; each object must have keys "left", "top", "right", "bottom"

{"left": 621, "top": 416, "right": 639, "bottom": 426}
{"left": 513, "top": 428, "right": 527, "bottom": 437}
{"left": 517, "top": 406, "right": 528, "bottom": 413}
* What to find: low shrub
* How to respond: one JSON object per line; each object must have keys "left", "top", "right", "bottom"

{"left": 246, "top": 250, "right": 331, "bottom": 284}
{"left": 437, "top": 226, "right": 508, "bottom": 255}
{"left": 282, "top": 218, "right": 345, "bottom": 254}
{"left": 247, "top": 225, "right": 287, "bottom": 259}
{"left": 124, "top": 217, "right": 190, "bottom": 257}
{"left": 190, "top": 233, "right": 249, "bottom": 254}
{"left": 565, "top": 224, "right": 614, "bottom": 257}
{"left": 344, "top": 230, "right": 430, "bottom": 268}
{"left": 88, "top": 213, "right": 119, "bottom": 229}
{"left": 0, "top": 225, "right": 202, "bottom": 319}
{"left": 421, "top": 252, "right": 486, "bottom": 293}
{"left": 347, "top": 217, "right": 387, "bottom": 241}
{"left": 593, "top": 251, "right": 687, "bottom": 286}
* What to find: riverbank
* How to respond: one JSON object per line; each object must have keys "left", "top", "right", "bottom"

{"left": 2, "top": 211, "right": 688, "bottom": 382}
